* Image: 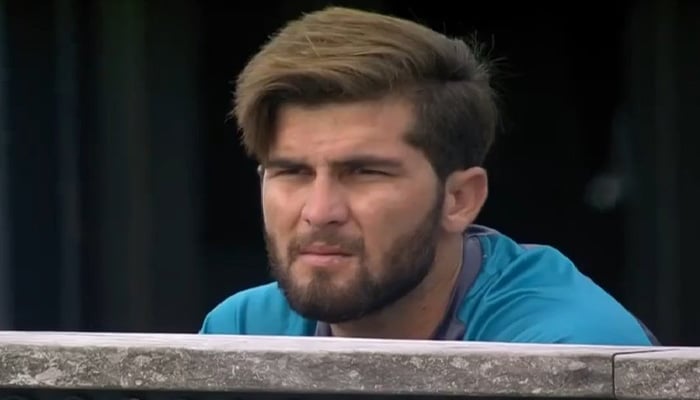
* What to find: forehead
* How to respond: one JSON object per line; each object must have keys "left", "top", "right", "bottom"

{"left": 269, "top": 98, "right": 420, "bottom": 161}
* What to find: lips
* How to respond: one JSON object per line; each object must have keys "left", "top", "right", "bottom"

{"left": 299, "top": 244, "right": 352, "bottom": 257}
{"left": 297, "top": 244, "right": 353, "bottom": 267}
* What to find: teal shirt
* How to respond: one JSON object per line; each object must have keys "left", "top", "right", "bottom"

{"left": 200, "top": 225, "right": 656, "bottom": 345}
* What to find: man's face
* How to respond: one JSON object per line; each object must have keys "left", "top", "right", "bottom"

{"left": 261, "top": 97, "right": 445, "bottom": 323}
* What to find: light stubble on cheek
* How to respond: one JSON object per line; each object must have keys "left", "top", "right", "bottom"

{"left": 361, "top": 192, "right": 422, "bottom": 261}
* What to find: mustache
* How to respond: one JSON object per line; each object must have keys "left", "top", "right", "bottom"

{"left": 289, "top": 229, "right": 365, "bottom": 255}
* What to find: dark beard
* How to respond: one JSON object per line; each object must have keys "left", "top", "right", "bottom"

{"left": 264, "top": 190, "right": 443, "bottom": 324}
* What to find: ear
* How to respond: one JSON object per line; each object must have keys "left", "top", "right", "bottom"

{"left": 441, "top": 167, "right": 488, "bottom": 233}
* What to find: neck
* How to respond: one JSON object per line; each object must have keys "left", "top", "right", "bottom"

{"left": 329, "top": 233, "right": 464, "bottom": 340}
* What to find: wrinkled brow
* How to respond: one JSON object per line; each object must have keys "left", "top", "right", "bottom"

{"left": 264, "top": 155, "right": 405, "bottom": 171}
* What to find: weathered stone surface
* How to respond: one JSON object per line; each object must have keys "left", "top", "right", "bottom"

{"left": 0, "top": 332, "right": 641, "bottom": 398}
{"left": 614, "top": 349, "right": 700, "bottom": 399}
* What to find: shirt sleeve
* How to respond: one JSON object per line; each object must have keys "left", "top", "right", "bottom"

{"left": 198, "top": 294, "right": 243, "bottom": 334}
{"left": 465, "top": 244, "right": 654, "bottom": 346}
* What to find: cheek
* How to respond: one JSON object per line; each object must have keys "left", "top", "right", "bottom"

{"left": 262, "top": 184, "right": 300, "bottom": 232}
{"left": 364, "top": 180, "right": 436, "bottom": 222}
{"left": 354, "top": 184, "right": 436, "bottom": 252}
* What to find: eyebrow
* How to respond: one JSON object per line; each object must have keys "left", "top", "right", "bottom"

{"left": 264, "top": 155, "right": 404, "bottom": 170}
{"left": 263, "top": 157, "right": 307, "bottom": 170}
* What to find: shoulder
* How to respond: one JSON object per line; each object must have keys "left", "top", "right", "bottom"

{"left": 460, "top": 228, "right": 654, "bottom": 345}
{"left": 199, "top": 282, "right": 316, "bottom": 336}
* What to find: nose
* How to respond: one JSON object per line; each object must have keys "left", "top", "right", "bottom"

{"left": 300, "top": 175, "right": 349, "bottom": 227}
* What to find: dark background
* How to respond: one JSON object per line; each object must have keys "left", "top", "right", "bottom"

{"left": 1, "top": 0, "right": 698, "bottom": 345}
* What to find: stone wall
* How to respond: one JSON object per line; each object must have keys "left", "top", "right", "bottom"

{"left": 0, "top": 332, "right": 696, "bottom": 399}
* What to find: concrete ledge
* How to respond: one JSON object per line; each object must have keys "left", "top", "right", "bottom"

{"left": 0, "top": 332, "right": 645, "bottom": 398}
{"left": 614, "top": 348, "right": 700, "bottom": 400}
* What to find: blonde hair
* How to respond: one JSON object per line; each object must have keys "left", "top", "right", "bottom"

{"left": 233, "top": 6, "right": 498, "bottom": 178}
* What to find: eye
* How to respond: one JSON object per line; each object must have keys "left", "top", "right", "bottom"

{"left": 270, "top": 167, "right": 311, "bottom": 177}
{"left": 351, "top": 168, "right": 388, "bottom": 176}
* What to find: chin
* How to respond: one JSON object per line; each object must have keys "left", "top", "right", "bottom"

{"left": 291, "top": 266, "right": 347, "bottom": 288}
{"left": 290, "top": 263, "right": 358, "bottom": 289}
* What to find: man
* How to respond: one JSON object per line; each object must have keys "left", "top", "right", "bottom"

{"left": 200, "top": 6, "right": 657, "bottom": 345}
